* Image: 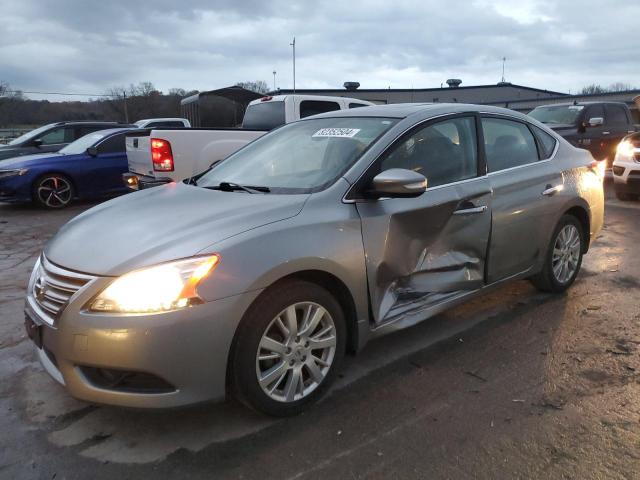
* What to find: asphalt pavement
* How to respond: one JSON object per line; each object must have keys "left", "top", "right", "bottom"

{"left": 1, "top": 183, "right": 639, "bottom": 479}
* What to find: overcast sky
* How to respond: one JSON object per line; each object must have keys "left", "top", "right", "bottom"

{"left": 1, "top": 0, "right": 638, "bottom": 101}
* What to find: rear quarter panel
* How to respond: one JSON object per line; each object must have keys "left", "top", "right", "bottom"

{"left": 548, "top": 142, "right": 604, "bottom": 252}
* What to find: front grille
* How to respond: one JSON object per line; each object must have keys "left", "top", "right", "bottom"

{"left": 31, "top": 256, "right": 95, "bottom": 323}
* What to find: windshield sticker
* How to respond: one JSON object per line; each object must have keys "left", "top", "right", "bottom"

{"left": 313, "top": 128, "right": 361, "bottom": 138}
{"left": 568, "top": 106, "right": 584, "bottom": 110}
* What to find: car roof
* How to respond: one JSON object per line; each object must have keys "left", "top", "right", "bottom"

{"left": 305, "top": 102, "right": 532, "bottom": 122}
{"left": 87, "top": 127, "right": 138, "bottom": 138}
{"left": 53, "top": 121, "right": 128, "bottom": 126}
{"left": 534, "top": 101, "right": 628, "bottom": 108}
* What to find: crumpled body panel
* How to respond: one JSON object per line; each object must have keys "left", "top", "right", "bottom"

{"left": 357, "top": 179, "right": 492, "bottom": 324}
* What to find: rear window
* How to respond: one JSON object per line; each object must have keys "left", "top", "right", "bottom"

{"left": 242, "top": 102, "right": 286, "bottom": 130}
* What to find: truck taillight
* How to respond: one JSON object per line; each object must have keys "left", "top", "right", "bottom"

{"left": 151, "top": 138, "right": 174, "bottom": 172}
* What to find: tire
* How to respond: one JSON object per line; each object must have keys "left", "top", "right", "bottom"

{"left": 530, "top": 215, "right": 584, "bottom": 293}
{"left": 231, "top": 280, "right": 346, "bottom": 416}
{"left": 32, "top": 174, "right": 75, "bottom": 209}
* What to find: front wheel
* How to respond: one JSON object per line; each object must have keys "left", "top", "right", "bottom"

{"left": 531, "top": 215, "right": 584, "bottom": 293}
{"left": 33, "top": 174, "right": 74, "bottom": 209}
{"left": 231, "top": 280, "right": 346, "bottom": 416}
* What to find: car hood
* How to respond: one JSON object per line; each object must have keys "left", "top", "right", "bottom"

{"left": 0, "top": 152, "right": 64, "bottom": 168}
{"left": 45, "top": 182, "right": 309, "bottom": 276}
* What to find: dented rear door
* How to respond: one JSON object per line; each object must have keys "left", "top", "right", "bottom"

{"left": 354, "top": 114, "right": 492, "bottom": 325}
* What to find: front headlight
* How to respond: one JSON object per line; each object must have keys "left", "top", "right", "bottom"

{"left": 615, "top": 140, "right": 634, "bottom": 161}
{"left": 89, "top": 255, "right": 220, "bottom": 313}
{"left": 0, "top": 168, "right": 28, "bottom": 179}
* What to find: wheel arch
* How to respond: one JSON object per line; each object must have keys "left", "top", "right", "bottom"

{"left": 563, "top": 204, "right": 591, "bottom": 253}
{"left": 31, "top": 171, "right": 77, "bottom": 202}
{"left": 224, "top": 268, "right": 360, "bottom": 394}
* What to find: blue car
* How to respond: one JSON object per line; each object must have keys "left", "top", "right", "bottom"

{"left": 0, "top": 128, "right": 136, "bottom": 209}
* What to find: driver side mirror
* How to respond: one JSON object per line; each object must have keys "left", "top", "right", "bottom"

{"left": 86, "top": 146, "right": 98, "bottom": 156}
{"left": 586, "top": 117, "right": 604, "bottom": 128}
{"left": 369, "top": 168, "right": 427, "bottom": 198}
{"left": 32, "top": 139, "right": 43, "bottom": 148}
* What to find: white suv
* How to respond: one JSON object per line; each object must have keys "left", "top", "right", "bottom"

{"left": 612, "top": 133, "right": 640, "bottom": 201}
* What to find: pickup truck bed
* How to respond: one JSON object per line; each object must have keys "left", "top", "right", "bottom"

{"left": 125, "top": 128, "right": 266, "bottom": 188}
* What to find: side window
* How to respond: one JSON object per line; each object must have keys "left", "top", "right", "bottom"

{"left": 482, "top": 118, "right": 539, "bottom": 172}
{"left": 380, "top": 116, "right": 478, "bottom": 188}
{"left": 349, "top": 103, "right": 369, "bottom": 109}
{"left": 531, "top": 125, "right": 557, "bottom": 159}
{"left": 605, "top": 105, "right": 628, "bottom": 126}
{"left": 39, "top": 127, "right": 73, "bottom": 145}
{"left": 585, "top": 105, "right": 605, "bottom": 124}
{"left": 299, "top": 101, "right": 341, "bottom": 119}
{"left": 97, "top": 134, "right": 125, "bottom": 154}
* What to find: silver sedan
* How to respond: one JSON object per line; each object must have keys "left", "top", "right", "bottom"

{"left": 24, "top": 104, "right": 604, "bottom": 416}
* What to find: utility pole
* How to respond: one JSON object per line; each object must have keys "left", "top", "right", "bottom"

{"left": 123, "top": 90, "right": 129, "bottom": 123}
{"left": 501, "top": 57, "right": 506, "bottom": 83}
{"left": 290, "top": 37, "right": 296, "bottom": 93}
{"left": 273, "top": 70, "right": 277, "bottom": 91}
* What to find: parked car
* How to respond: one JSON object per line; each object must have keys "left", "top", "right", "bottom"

{"left": 0, "top": 128, "right": 136, "bottom": 208}
{"left": 134, "top": 118, "right": 191, "bottom": 129}
{"left": 528, "top": 102, "right": 638, "bottom": 167}
{"left": 25, "top": 104, "right": 603, "bottom": 415}
{"left": 612, "top": 132, "right": 640, "bottom": 200}
{"left": 123, "top": 95, "right": 374, "bottom": 190}
{"left": 0, "top": 121, "right": 132, "bottom": 161}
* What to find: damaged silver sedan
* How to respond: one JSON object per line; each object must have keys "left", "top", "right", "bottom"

{"left": 25, "top": 104, "right": 604, "bottom": 416}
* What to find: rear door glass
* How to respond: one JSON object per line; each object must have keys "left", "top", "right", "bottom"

{"left": 482, "top": 118, "right": 539, "bottom": 172}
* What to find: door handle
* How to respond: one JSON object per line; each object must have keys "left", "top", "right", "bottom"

{"left": 453, "top": 205, "right": 487, "bottom": 215}
{"left": 602, "top": 131, "right": 610, "bottom": 135}
{"left": 542, "top": 184, "right": 563, "bottom": 196}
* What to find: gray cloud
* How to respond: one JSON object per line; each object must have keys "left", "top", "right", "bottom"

{"left": 0, "top": 0, "right": 637, "bottom": 100}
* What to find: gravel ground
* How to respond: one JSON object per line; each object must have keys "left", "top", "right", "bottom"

{"left": 1, "top": 183, "right": 639, "bottom": 479}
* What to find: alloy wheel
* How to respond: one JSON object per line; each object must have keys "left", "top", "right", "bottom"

{"left": 37, "top": 176, "right": 73, "bottom": 208}
{"left": 551, "top": 224, "right": 581, "bottom": 284}
{"left": 256, "top": 302, "right": 337, "bottom": 403}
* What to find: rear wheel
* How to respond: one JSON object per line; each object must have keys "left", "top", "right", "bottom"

{"left": 33, "top": 174, "right": 74, "bottom": 209}
{"left": 531, "top": 215, "right": 584, "bottom": 293}
{"left": 231, "top": 280, "right": 346, "bottom": 416}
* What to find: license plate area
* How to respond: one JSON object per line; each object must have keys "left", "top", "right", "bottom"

{"left": 25, "top": 314, "right": 43, "bottom": 349}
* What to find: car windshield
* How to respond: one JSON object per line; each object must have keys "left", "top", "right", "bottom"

{"left": 59, "top": 132, "right": 109, "bottom": 155}
{"left": 7, "top": 123, "right": 57, "bottom": 146}
{"left": 197, "top": 117, "right": 398, "bottom": 194}
{"left": 528, "top": 105, "right": 584, "bottom": 125}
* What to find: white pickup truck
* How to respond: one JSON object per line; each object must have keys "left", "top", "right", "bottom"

{"left": 124, "top": 94, "right": 374, "bottom": 189}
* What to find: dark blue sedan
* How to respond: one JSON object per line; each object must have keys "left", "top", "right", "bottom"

{"left": 0, "top": 128, "right": 136, "bottom": 209}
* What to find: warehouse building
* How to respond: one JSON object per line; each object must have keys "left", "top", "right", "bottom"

{"left": 275, "top": 79, "right": 640, "bottom": 122}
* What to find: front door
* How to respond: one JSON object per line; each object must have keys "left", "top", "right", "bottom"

{"left": 354, "top": 115, "right": 492, "bottom": 325}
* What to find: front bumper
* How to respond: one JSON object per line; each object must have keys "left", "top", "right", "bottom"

{"left": 612, "top": 156, "right": 640, "bottom": 194}
{"left": 123, "top": 172, "right": 172, "bottom": 191}
{"left": 25, "top": 270, "right": 261, "bottom": 408}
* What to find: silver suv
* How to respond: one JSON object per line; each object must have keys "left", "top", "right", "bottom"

{"left": 25, "top": 104, "right": 604, "bottom": 416}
